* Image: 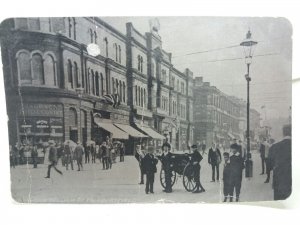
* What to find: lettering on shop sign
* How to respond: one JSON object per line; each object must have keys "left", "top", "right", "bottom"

{"left": 20, "top": 103, "right": 63, "bottom": 117}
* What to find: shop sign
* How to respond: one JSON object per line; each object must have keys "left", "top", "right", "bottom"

{"left": 20, "top": 103, "right": 63, "bottom": 117}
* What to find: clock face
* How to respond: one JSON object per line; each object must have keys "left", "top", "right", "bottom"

{"left": 87, "top": 43, "right": 101, "bottom": 57}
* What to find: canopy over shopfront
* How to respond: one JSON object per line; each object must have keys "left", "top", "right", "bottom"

{"left": 114, "top": 123, "right": 148, "bottom": 138}
{"left": 94, "top": 119, "right": 129, "bottom": 140}
{"left": 135, "top": 123, "right": 166, "bottom": 140}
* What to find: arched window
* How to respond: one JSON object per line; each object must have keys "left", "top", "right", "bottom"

{"left": 86, "top": 68, "right": 91, "bottom": 94}
{"left": 118, "top": 45, "right": 121, "bottom": 63}
{"left": 141, "top": 87, "right": 144, "bottom": 107}
{"left": 140, "top": 57, "right": 143, "bottom": 73}
{"left": 115, "top": 79, "right": 119, "bottom": 94}
{"left": 119, "top": 80, "right": 122, "bottom": 100}
{"left": 89, "top": 29, "right": 93, "bottom": 43}
{"left": 95, "top": 72, "right": 99, "bottom": 96}
{"left": 69, "top": 108, "right": 77, "bottom": 127}
{"left": 135, "top": 86, "right": 138, "bottom": 105}
{"left": 81, "top": 65, "right": 85, "bottom": 90}
{"left": 91, "top": 70, "right": 95, "bottom": 95}
{"left": 144, "top": 89, "right": 146, "bottom": 108}
{"left": 112, "top": 77, "right": 115, "bottom": 94}
{"left": 74, "top": 62, "right": 79, "bottom": 88}
{"left": 138, "top": 87, "right": 141, "bottom": 106}
{"left": 104, "top": 37, "right": 108, "bottom": 57}
{"left": 114, "top": 43, "right": 118, "bottom": 62}
{"left": 32, "top": 53, "right": 44, "bottom": 85}
{"left": 17, "top": 51, "right": 31, "bottom": 84}
{"left": 137, "top": 55, "right": 141, "bottom": 71}
{"left": 94, "top": 31, "right": 97, "bottom": 44}
{"left": 100, "top": 73, "right": 104, "bottom": 95}
{"left": 72, "top": 18, "right": 76, "bottom": 40}
{"left": 44, "top": 54, "right": 56, "bottom": 86}
{"left": 68, "top": 18, "right": 72, "bottom": 38}
{"left": 122, "top": 81, "right": 126, "bottom": 103}
{"left": 67, "top": 60, "right": 73, "bottom": 88}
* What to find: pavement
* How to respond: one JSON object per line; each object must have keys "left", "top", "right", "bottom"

{"left": 10, "top": 151, "right": 273, "bottom": 203}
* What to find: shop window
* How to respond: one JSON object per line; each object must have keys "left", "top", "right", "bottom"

{"left": 32, "top": 53, "right": 45, "bottom": 85}
{"left": 69, "top": 108, "right": 77, "bottom": 127}
{"left": 17, "top": 51, "right": 31, "bottom": 84}
{"left": 44, "top": 54, "right": 57, "bottom": 86}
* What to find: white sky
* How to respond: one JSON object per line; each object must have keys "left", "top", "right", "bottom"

{"left": 102, "top": 16, "right": 292, "bottom": 120}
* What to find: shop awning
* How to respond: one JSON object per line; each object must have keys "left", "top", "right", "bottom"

{"left": 114, "top": 123, "right": 148, "bottom": 138}
{"left": 94, "top": 121, "right": 129, "bottom": 140}
{"left": 135, "top": 123, "right": 166, "bottom": 140}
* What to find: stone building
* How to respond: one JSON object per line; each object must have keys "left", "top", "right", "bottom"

{"left": 193, "top": 77, "right": 260, "bottom": 149}
{"left": 0, "top": 17, "right": 194, "bottom": 154}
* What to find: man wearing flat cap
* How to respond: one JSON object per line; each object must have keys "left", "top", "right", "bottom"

{"left": 191, "top": 144, "right": 205, "bottom": 193}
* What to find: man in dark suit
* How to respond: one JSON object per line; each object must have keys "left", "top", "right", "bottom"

{"left": 191, "top": 144, "right": 205, "bottom": 193}
{"left": 161, "top": 142, "right": 173, "bottom": 193}
{"left": 142, "top": 149, "right": 158, "bottom": 194}
{"left": 259, "top": 138, "right": 267, "bottom": 175}
{"left": 269, "top": 124, "right": 291, "bottom": 200}
{"left": 208, "top": 143, "right": 222, "bottom": 182}
{"left": 45, "top": 141, "right": 63, "bottom": 178}
{"left": 229, "top": 143, "right": 244, "bottom": 202}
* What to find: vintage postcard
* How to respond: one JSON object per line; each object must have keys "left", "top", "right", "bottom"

{"left": 0, "top": 17, "right": 292, "bottom": 203}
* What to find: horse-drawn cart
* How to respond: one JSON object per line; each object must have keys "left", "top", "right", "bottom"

{"left": 157, "top": 153, "right": 198, "bottom": 192}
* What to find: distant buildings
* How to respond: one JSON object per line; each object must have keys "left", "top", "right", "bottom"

{"left": 193, "top": 77, "right": 261, "bottom": 148}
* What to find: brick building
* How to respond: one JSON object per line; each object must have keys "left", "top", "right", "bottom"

{"left": 0, "top": 17, "right": 194, "bottom": 154}
{"left": 193, "top": 77, "right": 260, "bottom": 148}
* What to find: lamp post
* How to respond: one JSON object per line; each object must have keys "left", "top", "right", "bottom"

{"left": 76, "top": 86, "right": 84, "bottom": 143}
{"left": 240, "top": 30, "right": 258, "bottom": 178}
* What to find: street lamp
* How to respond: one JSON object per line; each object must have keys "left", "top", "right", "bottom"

{"left": 240, "top": 30, "right": 258, "bottom": 178}
{"left": 76, "top": 86, "right": 84, "bottom": 143}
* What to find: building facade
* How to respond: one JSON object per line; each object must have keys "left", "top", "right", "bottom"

{"left": 193, "top": 77, "right": 260, "bottom": 148}
{"left": 0, "top": 17, "right": 194, "bottom": 154}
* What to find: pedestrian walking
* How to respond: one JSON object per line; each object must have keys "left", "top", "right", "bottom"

{"left": 85, "top": 145, "right": 90, "bottom": 164}
{"left": 64, "top": 144, "right": 74, "bottom": 170}
{"left": 135, "top": 146, "right": 145, "bottom": 184}
{"left": 161, "top": 142, "right": 173, "bottom": 193}
{"left": 31, "top": 145, "right": 38, "bottom": 168}
{"left": 259, "top": 138, "right": 268, "bottom": 175}
{"left": 222, "top": 152, "right": 232, "bottom": 202}
{"left": 269, "top": 124, "right": 291, "bottom": 200}
{"left": 142, "top": 149, "right": 158, "bottom": 194}
{"left": 74, "top": 142, "right": 84, "bottom": 171}
{"left": 108, "top": 147, "right": 113, "bottom": 169}
{"left": 91, "top": 144, "right": 96, "bottom": 163}
{"left": 229, "top": 143, "right": 244, "bottom": 202}
{"left": 119, "top": 143, "right": 125, "bottom": 162}
{"left": 191, "top": 144, "right": 205, "bottom": 193}
{"left": 264, "top": 138, "right": 275, "bottom": 183}
{"left": 10, "top": 145, "right": 17, "bottom": 168}
{"left": 101, "top": 141, "right": 109, "bottom": 170}
{"left": 45, "top": 141, "right": 63, "bottom": 178}
{"left": 19, "top": 145, "right": 25, "bottom": 165}
{"left": 208, "top": 143, "right": 222, "bottom": 182}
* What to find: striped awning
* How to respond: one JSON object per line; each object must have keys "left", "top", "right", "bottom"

{"left": 94, "top": 120, "right": 129, "bottom": 140}
{"left": 114, "top": 123, "right": 148, "bottom": 138}
{"left": 135, "top": 123, "right": 166, "bottom": 140}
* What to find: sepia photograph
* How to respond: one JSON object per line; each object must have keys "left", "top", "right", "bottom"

{"left": 0, "top": 16, "right": 292, "bottom": 204}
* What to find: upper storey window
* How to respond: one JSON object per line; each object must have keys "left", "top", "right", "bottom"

{"left": 16, "top": 50, "right": 58, "bottom": 87}
{"left": 68, "top": 17, "right": 76, "bottom": 40}
{"left": 137, "top": 55, "right": 143, "bottom": 73}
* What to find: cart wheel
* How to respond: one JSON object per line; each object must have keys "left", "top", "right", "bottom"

{"left": 183, "top": 163, "right": 197, "bottom": 192}
{"left": 160, "top": 168, "right": 176, "bottom": 188}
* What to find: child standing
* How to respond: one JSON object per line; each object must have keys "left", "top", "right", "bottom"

{"left": 222, "top": 152, "right": 232, "bottom": 202}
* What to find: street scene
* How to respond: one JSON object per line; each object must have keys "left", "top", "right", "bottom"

{"left": 0, "top": 17, "right": 292, "bottom": 203}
